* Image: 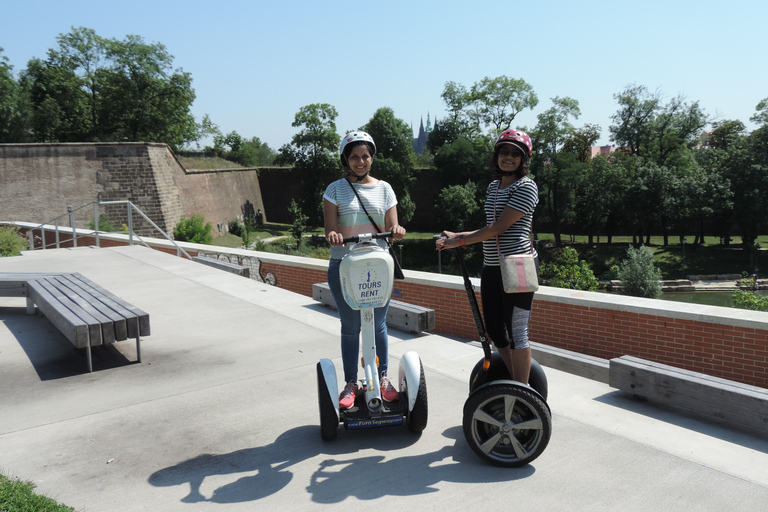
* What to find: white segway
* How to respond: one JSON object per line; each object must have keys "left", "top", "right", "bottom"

{"left": 317, "top": 232, "right": 428, "bottom": 441}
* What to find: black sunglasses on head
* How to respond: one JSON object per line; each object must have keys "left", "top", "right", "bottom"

{"left": 499, "top": 147, "right": 524, "bottom": 157}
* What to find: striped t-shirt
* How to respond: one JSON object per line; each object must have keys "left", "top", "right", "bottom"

{"left": 481, "top": 177, "right": 539, "bottom": 266}
{"left": 323, "top": 178, "right": 398, "bottom": 259}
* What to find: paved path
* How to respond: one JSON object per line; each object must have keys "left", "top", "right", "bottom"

{"left": 1, "top": 246, "right": 767, "bottom": 511}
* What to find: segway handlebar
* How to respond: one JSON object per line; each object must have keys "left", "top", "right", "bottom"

{"left": 342, "top": 232, "right": 393, "bottom": 244}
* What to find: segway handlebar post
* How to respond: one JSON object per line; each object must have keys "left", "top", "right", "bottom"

{"left": 450, "top": 244, "right": 493, "bottom": 385}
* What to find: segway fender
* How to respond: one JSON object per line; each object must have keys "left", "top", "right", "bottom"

{"left": 318, "top": 358, "right": 340, "bottom": 422}
{"left": 398, "top": 351, "right": 422, "bottom": 411}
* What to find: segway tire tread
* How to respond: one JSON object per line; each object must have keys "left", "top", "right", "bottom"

{"left": 463, "top": 382, "right": 551, "bottom": 467}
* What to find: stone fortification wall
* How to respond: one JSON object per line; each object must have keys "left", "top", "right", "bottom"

{"left": 0, "top": 143, "right": 265, "bottom": 237}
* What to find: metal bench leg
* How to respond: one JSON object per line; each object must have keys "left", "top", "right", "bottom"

{"left": 136, "top": 334, "right": 142, "bottom": 364}
{"left": 86, "top": 344, "right": 93, "bottom": 373}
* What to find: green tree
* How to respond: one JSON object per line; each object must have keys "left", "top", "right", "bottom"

{"left": 364, "top": 107, "right": 417, "bottom": 224}
{"left": 617, "top": 245, "right": 662, "bottom": 299}
{"left": 288, "top": 199, "right": 308, "bottom": 248}
{"left": 213, "top": 131, "right": 275, "bottom": 166}
{"left": 21, "top": 27, "right": 199, "bottom": 148}
{"left": 435, "top": 181, "right": 481, "bottom": 232}
{"left": 469, "top": 76, "right": 538, "bottom": 133}
{"left": 0, "top": 226, "right": 27, "bottom": 257}
{"left": 0, "top": 48, "right": 31, "bottom": 142}
{"left": 173, "top": 214, "right": 213, "bottom": 244}
{"left": 276, "top": 103, "right": 340, "bottom": 227}
{"left": 609, "top": 84, "right": 707, "bottom": 168}
{"left": 532, "top": 96, "right": 581, "bottom": 158}
{"left": 540, "top": 247, "right": 599, "bottom": 291}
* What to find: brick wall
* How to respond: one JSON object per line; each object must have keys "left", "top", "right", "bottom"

{"left": 12, "top": 226, "right": 768, "bottom": 390}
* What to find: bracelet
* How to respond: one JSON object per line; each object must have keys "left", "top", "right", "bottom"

{"left": 459, "top": 235, "right": 466, "bottom": 247}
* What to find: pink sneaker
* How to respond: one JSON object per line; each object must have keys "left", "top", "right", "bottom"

{"left": 339, "top": 381, "right": 358, "bottom": 409}
{"left": 380, "top": 375, "right": 398, "bottom": 402}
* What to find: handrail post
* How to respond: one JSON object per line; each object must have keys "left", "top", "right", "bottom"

{"left": 55, "top": 220, "right": 60, "bottom": 248}
{"left": 68, "top": 205, "right": 77, "bottom": 248}
{"left": 93, "top": 201, "right": 100, "bottom": 248}
{"left": 127, "top": 203, "right": 134, "bottom": 246}
{"left": 41, "top": 225, "right": 46, "bottom": 250}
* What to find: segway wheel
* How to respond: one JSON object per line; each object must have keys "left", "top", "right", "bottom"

{"left": 405, "top": 360, "right": 428, "bottom": 433}
{"left": 316, "top": 363, "right": 339, "bottom": 441}
{"left": 463, "top": 382, "right": 551, "bottom": 467}
{"left": 468, "top": 353, "right": 548, "bottom": 401}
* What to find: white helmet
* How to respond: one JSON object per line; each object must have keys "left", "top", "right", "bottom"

{"left": 339, "top": 131, "right": 376, "bottom": 156}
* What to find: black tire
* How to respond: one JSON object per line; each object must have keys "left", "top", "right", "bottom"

{"left": 316, "top": 362, "right": 338, "bottom": 441}
{"left": 468, "top": 353, "right": 548, "bottom": 401}
{"left": 404, "top": 360, "right": 428, "bottom": 433}
{"left": 463, "top": 382, "right": 552, "bottom": 467}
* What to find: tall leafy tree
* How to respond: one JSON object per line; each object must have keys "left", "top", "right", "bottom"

{"left": 276, "top": 103, "right": 340, "bottom": 226}
{"left": 532, "top": 96, "right": 581, "bottom": 158}
{"left": 20, "top": 27, "right": 199, "bottom": 148}
{"left": 364, "top": 107, "right": 417, "bottom": 223}
{"left": 0, "top": 48, "right": 31, "bottom": 142}
{"left": 469, "top": 76, "right": 538, "bottom": 133}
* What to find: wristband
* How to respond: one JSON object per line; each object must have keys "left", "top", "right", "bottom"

{"left": 459, "top": 236, "right": 466, "bottom": 247}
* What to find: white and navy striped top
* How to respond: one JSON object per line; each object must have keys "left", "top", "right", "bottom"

{"left": 481, "top": 177, "right": 539, "bottom": 266}
{"left": 324, "top": 178, "right": 398, "bottom": 259}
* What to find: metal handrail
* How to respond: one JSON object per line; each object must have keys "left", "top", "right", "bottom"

{"left": 29, "top": 200, "right": 193, "bottom": 260}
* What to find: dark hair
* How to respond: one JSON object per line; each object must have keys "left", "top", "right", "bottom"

{"left": 487, "top": 142, "right": 530, "bottom": 179}
{"left": 340, "top": 141, "right": 376, "bottom": 169}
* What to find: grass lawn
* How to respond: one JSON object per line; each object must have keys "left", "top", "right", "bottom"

{"left": 0, "top": 473, "right": 74, "bottom": 511}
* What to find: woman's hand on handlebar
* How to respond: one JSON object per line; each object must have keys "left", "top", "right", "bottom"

{"left": 326, "top": 231, "right": 344, "bottom": 246}
{"left": 390, "top": 224, "right": 406, "bottom": 241}
{"left": 435, "top": 230, "right": 458, "bottom": 251}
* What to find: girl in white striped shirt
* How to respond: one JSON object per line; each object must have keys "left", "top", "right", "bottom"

{"left": 323, "top": 131, "right": 406, "bottom": 409}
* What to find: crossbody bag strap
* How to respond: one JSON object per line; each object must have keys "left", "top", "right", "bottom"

{"left": 346, "top": 179, "right": 382, "bottom": 234}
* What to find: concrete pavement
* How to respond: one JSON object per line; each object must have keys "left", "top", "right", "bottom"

{"left": 1, "top": 245, "right": 767, "bottom": 511}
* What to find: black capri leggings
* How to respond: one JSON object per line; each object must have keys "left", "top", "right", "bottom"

{"left": 480, "top": 265, "right": 535, "bottom": 350}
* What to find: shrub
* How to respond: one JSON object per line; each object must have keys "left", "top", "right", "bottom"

{"left": 0, "top": 226, "right": 27, "bottom": 257}
{"left": 173, "top": 214, "right": 213, "bottom": 244}
{"left": 88, "top": 214, "right": 115, "bottom": 232}
{"left": 617, "top": 245, "right": 662, "bottom": 298}
{"left": 435, "top": 181, "right": 481, "bottom": 232}
{"left": 540, "top": 247, "right": 599, "bottom": 291}
{"left": 228, "top": 219, "right": 243, "bottom": 237}
{"left": 288, "top": 199, "right": 308, "bottom": 248}
{"left": 732, "top": 290, "right": 768, "bottom": 312}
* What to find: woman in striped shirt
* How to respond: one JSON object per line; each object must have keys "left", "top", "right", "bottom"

{"left": 436, "top": 129, "right": 539, "bottom": 385}
{"left": 323, "top": 131, "right": 406, "bottom": 409}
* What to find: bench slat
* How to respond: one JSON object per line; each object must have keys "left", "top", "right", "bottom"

{"left": 27, "top": 279, "right": 96, "bottom": 348}
{"left": 70, "top": 273, "right": 151, "bottom": 337}
{"left": 60, "top": 275, "right": 129, "bottom": 341}
{"left": 49, "top": 276, "right": 118, "bottom": 344}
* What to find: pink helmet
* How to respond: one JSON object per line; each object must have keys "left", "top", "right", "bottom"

{"left": 496, "top": 129, "right": 532, "bottom": 156}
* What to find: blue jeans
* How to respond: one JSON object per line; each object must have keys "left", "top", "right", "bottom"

{"left": 328, "top": 258, "right": 390, "bottom": 383}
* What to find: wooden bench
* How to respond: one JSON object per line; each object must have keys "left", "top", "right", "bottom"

{"left": 609, "top": 355, "right": 768, "bottom": 434}
{"left": 0, "top": 272, "right": 150, "bottom": 373}
{"left": 192, "top": 255, "right": 250, "bottom": 278}
{"left": 312, "top": 282, "right": 435, "bottom": 334}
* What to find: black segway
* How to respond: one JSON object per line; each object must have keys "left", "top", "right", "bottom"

{"left": 453, "top": 246, "right": 552, "bottom": 467}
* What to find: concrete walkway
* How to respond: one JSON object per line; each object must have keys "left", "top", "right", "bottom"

{"left": 1, "top": 246, "right": 767, "bottom": 511}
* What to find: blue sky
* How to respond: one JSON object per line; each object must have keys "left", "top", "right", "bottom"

{"left": 2, "top": 0, "right": 767, "bottom": 150}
